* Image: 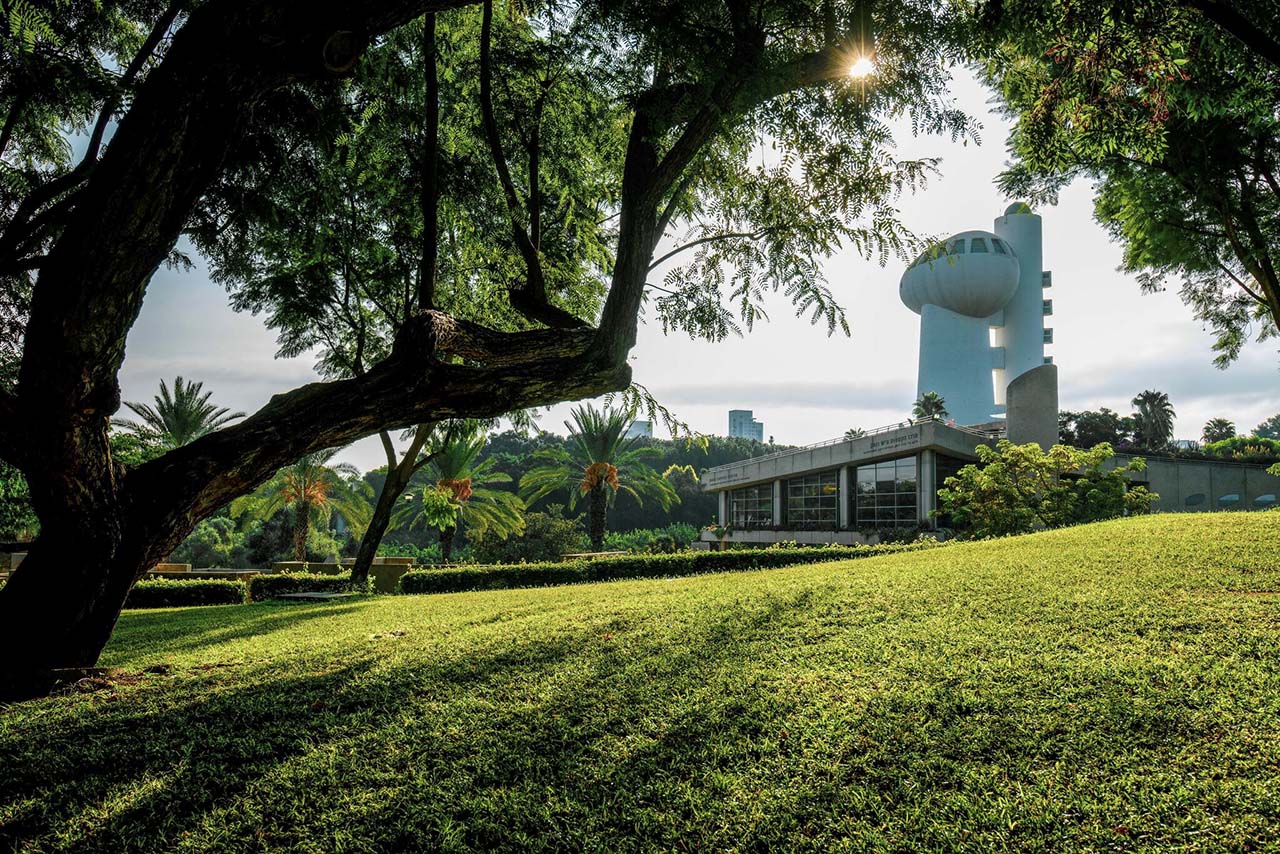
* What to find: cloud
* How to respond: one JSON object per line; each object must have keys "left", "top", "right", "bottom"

{"left": 1061, "top": 351, "right": 1280, "bottom": 412}
{"left": 654, "top": 379, "right": 910, "bottom": 411}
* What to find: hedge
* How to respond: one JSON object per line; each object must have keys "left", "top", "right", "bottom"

{"left": 125, "top": 578, "right": 247, "bottom": 608}
{"left": 398, "top": 541, "right": 943, "bottom": 595}
{"left": 248, "top": 572, "right": 371, "bottom": 601}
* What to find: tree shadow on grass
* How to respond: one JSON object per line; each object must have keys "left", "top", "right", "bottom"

{"left": 103, "top": 601, "right": 373, "bottom": 664}
{"left": 1, "top": 584, "right": 1264, "bottom": 852}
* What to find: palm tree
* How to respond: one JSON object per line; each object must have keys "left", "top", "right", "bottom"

{"left": 231, "top": 449, "right": 371, "bottom": 562}
{"left": 520, "top": 403, "right": 679, "bottom": 551}
{"left": 392, "top": 427, "right": 524, "bottom": 561}
{"left": 1202, "top": 418, "right": 1237, "bottom": 444}
{"left": 912, "top": 391, "right": 948, "bottom": 421}
{"left": 844, "top": 427, "right": 866, "bottom": 440}
{"left": 1131, "top": 390, "right": 1176, "bottom": 450}
{"left": 114, "top": 376, "right": 246, "bottom": 448}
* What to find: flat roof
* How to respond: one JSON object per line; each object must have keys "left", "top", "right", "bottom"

{"left": 701, "top": 420, "right": 998, "bottom": 491}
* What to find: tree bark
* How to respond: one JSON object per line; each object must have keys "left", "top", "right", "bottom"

{"left": 588, "top": 485, "right": 607, "bottom": 551}
{"left": 440, "top": 525, "right": 455, "bottom": 562}
{"left": 292, "top": 500, "right": 310, "bottom": 562}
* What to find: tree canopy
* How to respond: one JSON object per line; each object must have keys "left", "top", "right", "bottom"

{"left": 984, "top": 0, "right": 1280, "bottom": 366}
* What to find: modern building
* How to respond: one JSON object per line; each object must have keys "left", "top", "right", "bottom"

{"left": 697, "top": 420, "right": 1280, "bottom": 547}
{"left": 900, "top": 202, "right": 1057, "bottom": 444}
{"left": 728, "top": 409, "right": 765, "bottom": 442}
{"left": 625, "top": 420, "right": 653, "bottom": 439}
{"left": 698, "top": 203, "right": 1279, "bottom": 547}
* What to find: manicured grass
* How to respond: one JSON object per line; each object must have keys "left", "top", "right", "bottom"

{"left": 3, "top": 513, "right": 1280, "bottom": 852}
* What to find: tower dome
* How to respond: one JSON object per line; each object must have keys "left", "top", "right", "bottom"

{"left": 899, "top": 230, "right": 1020, "bottom": 318}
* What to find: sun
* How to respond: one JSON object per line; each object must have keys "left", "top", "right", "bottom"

{"left": 849, "top": 55, "right": 876, "bottom": 79}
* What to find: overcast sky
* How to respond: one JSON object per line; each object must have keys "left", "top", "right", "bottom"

{"left": 119, "top": 67, "right": 1280, "bottom": 472}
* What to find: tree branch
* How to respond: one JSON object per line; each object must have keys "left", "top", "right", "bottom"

{"left": 418, "top": 12, "right": 440, "bottom": 312}
{"left": 129, "top": 313, "right": 627, "bottom": 520}
{"left": 1183, "top": 0, "right": 1280, "bottom": 69}
{"left": 647, "top": 229, "right": 768, "bottom": 271}
{"left": 478, "top": 0, "right": 585, "bottom": 329}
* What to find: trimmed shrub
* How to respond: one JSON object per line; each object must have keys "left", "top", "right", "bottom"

{"left": 399, "top": 541, "right": 941, "bottom": 595}
{"left": 125, "top": 578, "right": 247, "bottom": 609}
{"left": 248, "top": 572, "right": 371, "bottom": 601}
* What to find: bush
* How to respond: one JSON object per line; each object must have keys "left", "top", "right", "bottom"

{"left": 399, "top": 541, "right": 940, "bottom": 595}
{"left": 169, "top": 516, "right": 248, "bottom": 568}
{"left": 602, "top": 523, "right": 701, "bottom": 553}
{"left": 125, "top": 578, "right": 247, "bottom": 608}
{"left": 937, "top": 441, "right": 1157, "bottom": 539}
{"left": 1202, "top": 435, "right": 1280, "bottom": 464}
{"left": 376, "top": 541, "right": 442, "bottom": 563}
{"left": 470, "top": 505, "right": 587, "bottom": 564}
{"left": 248, "top": 572, "right": 371, "bottom": 601}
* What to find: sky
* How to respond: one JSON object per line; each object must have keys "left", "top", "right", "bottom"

{"left": 118, "top": 67, "right": 1280, "bottom": 473}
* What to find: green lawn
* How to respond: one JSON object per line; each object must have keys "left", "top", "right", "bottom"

{"left": 4, "top": 513, "right": 1280, "bottom": 852}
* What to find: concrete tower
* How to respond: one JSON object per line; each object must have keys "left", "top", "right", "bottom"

{"left": 899, "top": 204, "right": 1057, "bottom": 444}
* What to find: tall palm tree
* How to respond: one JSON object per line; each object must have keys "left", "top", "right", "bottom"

{"left": 1131, "top": 389, "right": 1176, "bottom": 450}
{"left": 1202, "top": 417, "right": 1237, "bottom": 444}
{"left": 844, "top": 427, "right": 866, "bottom": 440}
{"left": 912, "top": 391, "right": 948, "bottom": 421}
{"left": 520, "top": 403, "right": 678, "bottom": 551}
{"left": 231, "top": 449, "right": 372, "bottom": 562}
{"left": 392, "top": 427, "right": 524, "bottom": 561}
{"left": 114, "top": 376, "right": 246, "bottom": 448}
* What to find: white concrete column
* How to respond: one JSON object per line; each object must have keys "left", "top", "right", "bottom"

{"left": 919, "top": 450, "right": 936, "bottom": 526}
{"left": 838, "top": 466, "right": 850, "bottom": 529}
{"left": 718, "top": 491, "right": 728, "bottom": 526}
{"left": 772, "top": 479, "right": 784, "bottom": 527}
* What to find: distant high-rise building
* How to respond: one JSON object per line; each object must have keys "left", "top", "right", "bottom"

{"left": 625, "top": 420, "right": 653, "bottom": 439}
{"left": 728, "top": 409, "right": 764, "bottom": 442}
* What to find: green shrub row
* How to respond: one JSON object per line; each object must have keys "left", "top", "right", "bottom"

{"left": 248, "top": 572, "right": 370, "bottom": 601}
{"left": 125, "top": 578, "right": 247, "bottom": 608}
{"left": 398, "top": 541, "right": 941, "bottom": 595}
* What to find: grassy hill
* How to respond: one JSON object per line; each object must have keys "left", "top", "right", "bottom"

{"left": 3, "top": 513, "right": 1279, "bottom": 852}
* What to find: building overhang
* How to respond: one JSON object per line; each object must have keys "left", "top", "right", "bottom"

{"left": 701, "top": 420, "right": 998, "bottom": 492}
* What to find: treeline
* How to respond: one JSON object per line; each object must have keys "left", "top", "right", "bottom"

{"left": 370, "top": 430, "right": 782, "bottom": 542}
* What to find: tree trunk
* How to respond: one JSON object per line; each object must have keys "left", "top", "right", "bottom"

{"left": 440, "top": 526, "right": 455, "bottom": 562}
{"left": 589, "top": 485, "right": 607, "bottom": 551}
{"left": 351, "top": 426, "right": 432, "bottom": 585}
{"left": 351, "top": 464, "right": 411, "bottom": 584}
{"left": 292, "top": 501, "right": 309, "bottom": 562}
{"left": 0, "top": 538, "right": 143, "bottom": 699}
{"left": 0, "top": 436, "right": 194, "bottom": 700}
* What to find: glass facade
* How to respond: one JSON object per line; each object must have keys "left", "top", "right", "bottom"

{"left": 785, "top": 470, "right": 840, "bottom": 530}
{"left": 853, "top": 457, "right": 918, "bottom": 527}
{"left": 729, "top": 484, "right": 773, "bottom": 529}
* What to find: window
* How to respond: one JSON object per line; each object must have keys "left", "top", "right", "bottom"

{"left": 729, "top": 484, "right": 773, "bottom": 529}
{"left": 1042, "top": 271, "right": 1053, "bottom": 288}
{"left": 992, "top": 238, "right": 1007, "bottom": 255}
{"left": 947, "top": 238, "right": 966, "bottom": 255}
{"left": 1255, "top": 494, "right": 1276, "bottom": 507}
{"left": 1043, "top": 328, "right": 1054, "bottom": 344}
{"left": 1218, "top": 494, "right": 1241, "bottom": 508}
{"left": 970, "top": 237, "right": 989, "bottom": 253}
{"left": 854, "top": 456, "right": 918, "bottom": 528}
{"left": 1042, "top": 299, "right": 1053, "bottom": 316}
{"left": 786, "top": 470, "right": 839, "bottom": 530}
{"left": 1185, "top": 493, "right": 1206, "bottom": 507}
